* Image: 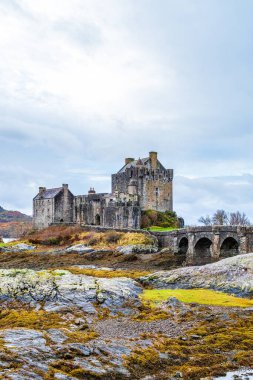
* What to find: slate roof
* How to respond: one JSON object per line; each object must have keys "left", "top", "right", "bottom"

{"left": 118, "top": 157, "right": 149, "bottom": 173}
{"left": 34, "top": 187, "right": 63, "bottom": 200}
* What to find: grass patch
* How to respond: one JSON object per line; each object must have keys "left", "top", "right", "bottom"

{"left": 64, "top": 267, "right": 151, "bottom": 279}
{"left": 141, "top": 288, "right": 253, "bottom": 308}
{"left": 146, "top": 226, "right": 178, "bottom": 232}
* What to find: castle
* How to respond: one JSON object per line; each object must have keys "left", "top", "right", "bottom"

{"left": 33, "top": 152, "right": 173, "bottom": 229}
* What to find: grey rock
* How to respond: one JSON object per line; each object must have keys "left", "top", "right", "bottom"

{"left": 140, "top": 253, "right": 253, "bottom": 297}
{"left": 166, "top": 296, "right": 182, "bottom": 307}
{"left": 116, "top": 244, "right": 158, "bottom": 254}
{"left": 68, "top": 343, "right": 93, "bottom": 356}
{"left": 47, "top": 329, "right": 67, "bottom": 344}
{"left": 54, "top": 374, "right": 76, "bottom": 380}
{"left": 0, "top": 268, "right": 142, "bottom": 312}
{"left": 65, "top": 244, "right": 95, "bottom": 254}
{"left": 1, "top": 329, "right": 47, "bottom": 351}
{"left": 2, "top": 243, "right": 36, "bottom": 252}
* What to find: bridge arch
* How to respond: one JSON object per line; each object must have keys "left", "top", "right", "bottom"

{"left": 220, "top": 236, "right": 239, "bottom": 258}
{"left": 176, "top": 237, "right": 188, "bottom": 264}
{"left": 194, "top": 237, "right": 213, "bottom": 265}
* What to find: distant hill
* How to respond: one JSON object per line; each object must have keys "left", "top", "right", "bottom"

{"left": 0, "top": 206, "right": 32, "bottom": 223}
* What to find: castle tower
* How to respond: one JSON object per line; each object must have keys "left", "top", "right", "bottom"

{"left": 111, "top": 151, "right": 173, "bottom": 212}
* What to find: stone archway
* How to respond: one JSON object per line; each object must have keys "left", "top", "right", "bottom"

{"left": 176, "top": 237, "right": 188, "bottom": 265}
{"left": 194, "top": 237, "right": 213, "bottom": 265}
{"left": 220, "top": 237, "right": 239, "bottom": 258}
{"left": 95, "top": 214, "right": 101, "bottom": 226}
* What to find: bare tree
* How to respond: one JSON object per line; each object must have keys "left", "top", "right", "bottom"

{"left": 212, "top": 209, "right": 229, "bottom": 225}
{"left": 229, "top": 211, "right": 250, "bottom": 226}
{"left": 198, "top": 215, "right": 212, "bottom": 226}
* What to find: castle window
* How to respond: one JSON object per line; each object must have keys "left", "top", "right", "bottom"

{"left": 155, "top": 187, "right": 159, "bottom": 196}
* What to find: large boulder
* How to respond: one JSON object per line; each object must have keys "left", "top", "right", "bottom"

{"left": 65, "top": 244, "right": 95, "bottom": 254}
{"left": 140, "top": 253, "right": 253, "bottom": 297}
{"left": 0, "top": 269, "right": 142, "bottom": 313}
{"left": 116, "top": 244, "right": 158, "bottom": 255}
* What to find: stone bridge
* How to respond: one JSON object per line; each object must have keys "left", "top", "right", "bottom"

{"left": 153, "top": 226, "right": 253, "bottom": 265}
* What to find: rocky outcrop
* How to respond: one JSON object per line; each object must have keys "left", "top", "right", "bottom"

{"left": 140, "top": 253, "right": 253, "bottom": 297}
{"left": 116, "top": 244, "right": 158, "bottom": 254}
{"left": 65, "top": 244, "right": 95, "bottom": 254}
{"left": 0, "top": 243, "right": 36, "bottom": 252}
{"left": 0, "top": 269, "right": 142, "bottom": 313}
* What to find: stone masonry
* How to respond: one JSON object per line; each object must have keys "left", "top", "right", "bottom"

{"left": 33, "top": 152, "right": 174, "bottom": 229}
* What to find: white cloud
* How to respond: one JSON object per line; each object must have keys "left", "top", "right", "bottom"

{"left": 0, "top": 0, "right": 253, "bottom": 224}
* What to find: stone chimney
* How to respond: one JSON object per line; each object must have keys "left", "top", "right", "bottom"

{"left": 62, "top": 184, "right": 68, "bottom": 192}
{"left": 125, "top": 158, "right": 135, "bottom": 165}
{"left": 149, "top": 151, "right": 158, "bottom": 170}
{"left": 39, "top": 187, "right": 46, "bottom": 195}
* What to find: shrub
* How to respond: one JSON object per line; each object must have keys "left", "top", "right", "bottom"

{"left": 105, "top": 231, "right": 123, "bottom": 243}
{"left": 141, "top": 210, "right": 180, "bottom": 229}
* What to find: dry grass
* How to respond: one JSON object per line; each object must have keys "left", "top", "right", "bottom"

{"left": 28, "top": 225, "right": 83, "bottom": 245}
{"left": 26, "top": 226, "right": 154, "bottom": 249}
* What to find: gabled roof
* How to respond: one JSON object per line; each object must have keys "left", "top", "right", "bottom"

{"left": 34, "top": 187, "right": 63, "bottom": 200}
{"left": 117, "top": 157, "right": 166, "bottom": 173}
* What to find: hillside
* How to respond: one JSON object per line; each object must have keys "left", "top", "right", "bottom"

{"left": 0, "top": 206, "right": 32, "bottom": 223}
{"left": 0, "top": 206, "right": 32, "bottom": 238}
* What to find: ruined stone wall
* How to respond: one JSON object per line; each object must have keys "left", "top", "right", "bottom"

{"left": 54, "top": 190, "right": 74, "bottom": 223}
{"left": 74, "top": 195, "right": 140, "bottom": 229}
{"left": 112, "top": 167, "right": 173, "bottom": 212}
{"left": 112, "top": 172, "right": 129, "bottom": 194}
{"left": 33, "top": 198, "right": 54, "bottom": 229}
{"left": 139, "top": 176, "right": 173, "bottom": 212}
{"left": 74, "top": 195, "right": 105, "bottom": 226}
{"left": 103, "top": 204, "right": 141, "bottom": 229}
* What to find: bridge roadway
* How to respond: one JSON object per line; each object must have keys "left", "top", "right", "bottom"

{"left": 152, "top": 226, "right": 253, "bottom": 265}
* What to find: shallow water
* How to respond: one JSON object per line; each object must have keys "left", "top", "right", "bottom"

{"left": 214, "top": 369, "right": 253, "bottom": 379}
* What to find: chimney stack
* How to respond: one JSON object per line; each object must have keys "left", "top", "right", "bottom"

{"left": 62, "top": 184, "right": 69, "bottom": 194}
{"left": 125, "top": 157, "right": 135, "bottom": 165}
{"left": 149, "top": 151, "right": 158, "bottom": 170}
{"left": 39, "top": 187, "right": 46, "bottom": 195}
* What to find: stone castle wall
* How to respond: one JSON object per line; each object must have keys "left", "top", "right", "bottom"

{"left": 33, "top": 152, "right": 173, "bottom": 230}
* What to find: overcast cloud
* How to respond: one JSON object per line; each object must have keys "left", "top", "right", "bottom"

{"left": 1, "top": 0, "right": 253, "bottom": 224}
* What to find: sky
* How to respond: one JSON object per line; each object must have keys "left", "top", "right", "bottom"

{"left": 1, "top": 0, "right": 253, "bottom": 225}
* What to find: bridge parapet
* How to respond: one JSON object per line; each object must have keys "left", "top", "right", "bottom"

{"left": 152, "top": 226, "right": 253, "bottom": 265}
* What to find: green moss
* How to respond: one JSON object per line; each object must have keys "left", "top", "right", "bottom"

{"left": 0, "top": 309, "right": 67, "bottom": 329}
{"left": 64, "top": 267, "right": 151, "bottom": 279}
{"left": 141, "top": 288, "right": 253, "bottom": 308}
{"left": 125, "top": 313, "right": 253, "bottom": 379}
{"left": 64, "top": 329, "right": 98, "bottom": 344}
